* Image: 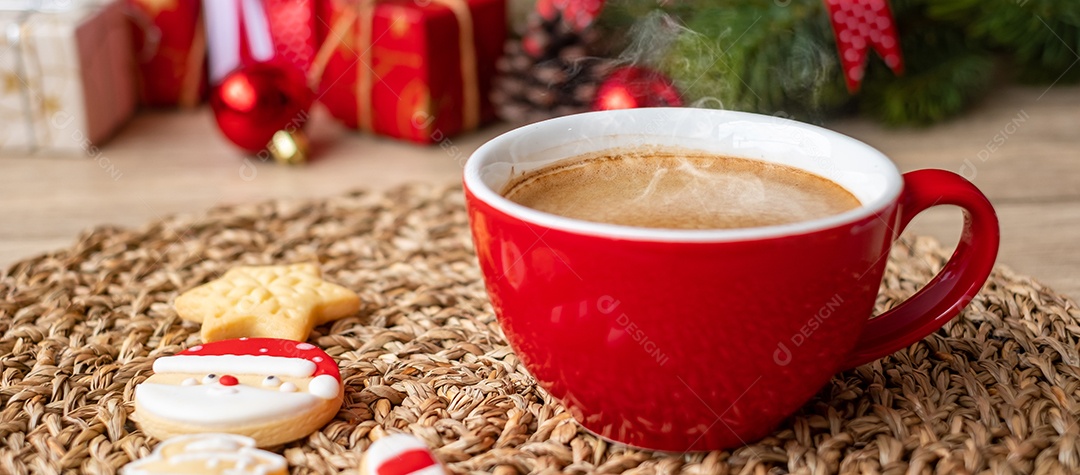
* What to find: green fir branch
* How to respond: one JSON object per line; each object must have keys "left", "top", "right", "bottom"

{"left": 860, "top": 52, "right": 994, "bottom": 126}
{"left": 658, "top": 1, "right": 850, "bottom": 121}
{"left": 594, "top": 0, "right": 1000, "bottom": 126}
{"left": 927, "top": 0, "right": 1080, "bottom": 84}
{"left": 859, "top": 0, "right": 995, "bottom": 125}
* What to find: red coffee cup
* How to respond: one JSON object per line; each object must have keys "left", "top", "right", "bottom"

{"left": 463, "top": 108, "right": 999, "bottom": 451}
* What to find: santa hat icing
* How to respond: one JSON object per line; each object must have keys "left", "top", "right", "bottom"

{"left": 152, "top": 338, "right": 340, "bottom": 399}
{"left": 363, "top": 434, "right": 446, "bottom": 475}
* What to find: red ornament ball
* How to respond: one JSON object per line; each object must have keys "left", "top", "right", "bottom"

{"left": 592, "top": 66, "right": 683, "bottom": 111}
{"left": 210, "top": 62, "right": 313, "bottom": 154}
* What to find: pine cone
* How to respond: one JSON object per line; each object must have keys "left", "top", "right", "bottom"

{"left": 491, "top": 12, "right": 615, "bottom": 124}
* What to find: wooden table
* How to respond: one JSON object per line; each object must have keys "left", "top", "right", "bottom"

{"left": 3, "top": 85, "right": 1077, "bottom": 300}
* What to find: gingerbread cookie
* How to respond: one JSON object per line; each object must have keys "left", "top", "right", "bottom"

{"left": 134, "top": 338, "right": 343, "bottom": 447}
{"left": 361, "top": 434, "right": 447, "bottom": 475}
{"left": 174, "top": 263, "right": 360, "bottom": 342}
{"left": 122, "top": 433, "right": 287, "bottom": 475}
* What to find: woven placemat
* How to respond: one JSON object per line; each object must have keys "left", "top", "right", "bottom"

{"left": 2, "top": 184, "right": 1078, "bottom": 475}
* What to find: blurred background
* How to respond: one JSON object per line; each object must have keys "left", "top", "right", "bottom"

{"left": 1, "top": 0, "right": 1077, "bottom": 299}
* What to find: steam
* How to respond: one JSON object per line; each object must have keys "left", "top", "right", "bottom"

{"left": 618, "top": 11, "right": 686, "bottom": 69}
{"left": 624, "top": 154, "right": 772, "bottom": 221}
{"left": 633, "top": 167, "right": 668, "bottom": 203}
{"left": 617, "top": 12, "right": 730, "bottom": 110}
{"left": 611, "top": 6, "right": 847, "bottom": 120}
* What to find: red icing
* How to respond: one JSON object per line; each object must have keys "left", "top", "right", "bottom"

{"left": 180, "top": 338, "right": 339, "bottom": 378}
{"left": 219, "top": 375, "right": 239, "bottom": 386}
{"left": 377, "top": 449, "right": 437, "bottom": 475}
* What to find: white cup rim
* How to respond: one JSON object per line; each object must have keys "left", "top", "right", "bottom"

{"left": 464, "top": 108, "right": 903, "bottom": 243}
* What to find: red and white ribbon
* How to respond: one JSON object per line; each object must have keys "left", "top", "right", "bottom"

{"left": 203, "top": 0, "right": 315, "bottom": 84}
{"left": 824, "top": 0, "right": 904, "bottom": 92}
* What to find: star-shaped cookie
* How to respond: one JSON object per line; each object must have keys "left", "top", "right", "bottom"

{"left": 175, "top": 263, "right": 360, "bottom": 342}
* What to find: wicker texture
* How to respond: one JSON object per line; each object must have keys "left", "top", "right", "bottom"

{"left": 1, "top": 185, "right": 1078, "bottom": 474}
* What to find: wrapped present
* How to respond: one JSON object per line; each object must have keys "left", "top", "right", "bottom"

{"left": 126, "top": 0, "right": 206, "bottom": 107}
{"left": 203, "top": 0, "right": 316, "bottom": 84}
{"left": 0, "top": 1, "right": 136, "bottom": 154}
{"left": 312, "top": 0, "right": 506, "bottom": 144}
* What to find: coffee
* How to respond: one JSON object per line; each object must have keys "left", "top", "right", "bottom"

{"left": 501, "top": 149, "right": 860, "bottom": 229}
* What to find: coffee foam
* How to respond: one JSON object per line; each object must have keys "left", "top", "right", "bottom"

{"left": 501, "top": 148, "right": 861, "bottom": 230}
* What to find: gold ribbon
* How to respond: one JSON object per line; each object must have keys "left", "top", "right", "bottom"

{"left": 176, "top": 9, "right": 206, "bottom": 108}
{"left": 309, "top": 0, "right": 480, "bottom": 134}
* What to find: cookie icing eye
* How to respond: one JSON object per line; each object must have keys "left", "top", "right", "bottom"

{"left": 181, "top": 378, "right": 199, "bottom": 386}
{"left": 280, "top": 382, "right": 298, "bottom": 392}
{"left": 202, "top": 374, "right": 218, "bottom": 384}
{"left": 263, "top": 376, "right": 281, "bottom": 387}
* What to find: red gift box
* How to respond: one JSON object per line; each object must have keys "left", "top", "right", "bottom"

{"left": 313, "top": 0, "right": 506, "bottom": 143}
{"left": 126, "top": 0, "right": 207, "bottom": 107}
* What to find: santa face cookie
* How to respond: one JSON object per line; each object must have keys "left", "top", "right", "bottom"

{"left": 134, "top": 338, "right": 343, "bottom": 447}
{"left": 122, "top": 433, "right": 287, "bottom": 475}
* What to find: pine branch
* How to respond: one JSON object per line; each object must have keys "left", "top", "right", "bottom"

{"left": 656, "top": 0, "right": 850, "bottom": 120}
{"left": 594, "top": 0, "right": 999, "bottom": 126}
{"left": 927, "top": 0, "right": 1080, "bottom": 84}
{"left": 859, "top": 14, "right": 994, "bottom": 126}
{"left": 860, "top": 53, "right": 994, "bottom": 126}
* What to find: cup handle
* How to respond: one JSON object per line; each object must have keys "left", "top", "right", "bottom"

{"left": 842, "top": 169, "right": 1000, "bottom": 369}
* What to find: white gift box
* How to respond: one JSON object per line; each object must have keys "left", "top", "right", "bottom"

{"left": 0, "top": 0, "right": 136, "bottom": 154}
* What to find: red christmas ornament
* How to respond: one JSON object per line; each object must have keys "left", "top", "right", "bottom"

{"left": 823, "top": 0, "right": 904, "bottom": 92}
{"left": 210, "top": 62, "right": 313, "bottom": 160}
{"left": 592, "top": 66, "right": 682, "bottom": 111}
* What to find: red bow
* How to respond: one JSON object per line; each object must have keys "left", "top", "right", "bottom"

{"left": 824, "top": 0, "right": 904, "bottom": 92}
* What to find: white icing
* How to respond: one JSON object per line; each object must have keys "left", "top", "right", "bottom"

{"left": 181, "top": 378, "right": 199, "bottom": 386}
{"left": 203, "top": 374, "right": 218, "bottom": 384}
{"left": 313, "top": 357, "right": 323, "bottom": 363}
{"left": 185, "top": 435, "right": 246, "bottom": 452}
{"left": 366, "top": 434, "right": 440, "bottom": 473}
{"left": 410, "top": 466, "right": 448, "bottom": 475}
{"left": 135, "top": 383, "right": 319, "bottom": 426}
{"left": 162, "top": 450, "right": 281, "bottom": 474}
{"left": 208, "top": 386, "right": 238, "bottom": 396}
{"left": 121, "top": 434, "right": 286, "bottom": 475}
{"left": 308, "top": 374, "right": 339, "bottom": 400}
{"left": 262, "top": 376, "right": 281, "bottom": 387}
{"left": 279, "top": 382, "right": 297, "bottom": 392}
{"left": 154, "top": 355, "right": 316, "bottom": 378}
{"left": 295, "top": 343, "right": 316, "bottom": 350}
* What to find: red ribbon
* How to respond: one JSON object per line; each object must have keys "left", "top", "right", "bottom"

{"left": 262, "top": 0, "right": 315, "bottom": 71}
{"left": 824, "top": 0, "right": 904, "bottom": 93}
